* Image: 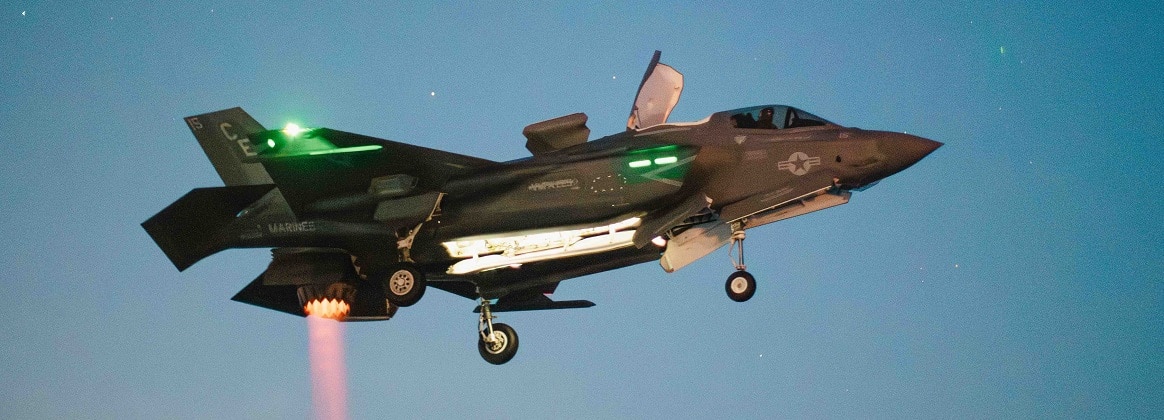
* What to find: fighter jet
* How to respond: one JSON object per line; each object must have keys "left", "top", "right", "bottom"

{"left": 143, "top": 51, "right": 940, "bottom": 364}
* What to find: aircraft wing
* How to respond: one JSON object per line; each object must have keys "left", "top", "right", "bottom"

{"left": 231, "top": 273, "right": 304, "bottom": 317}
{"left": 470, "top": 282, "right": 595, "bottom": 313}
{"left": 475, "top": 292, "right": 595, "bottom": 313}
{"left": 426, "top": 278, "right": 596, "bottom": 312}
{"left": 253, "top": 128, "right": 498, "bottom": 212}
{"left": 427, "top": 280, "right": 479, "bottom": 300}
{"left": 231, "top": 261, "right": 397, "bottom": 321}
{"left": 626, "top": 51, "right": 684, "bottom": 131}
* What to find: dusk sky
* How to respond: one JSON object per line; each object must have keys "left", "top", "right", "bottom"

{"left": 2, "top": 2, "right": 1161, "bottom": 418}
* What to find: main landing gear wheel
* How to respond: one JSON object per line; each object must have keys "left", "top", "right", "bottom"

{"left": 478, "top": 322, "right": 519, "bottom": 365}
{"left": 726, "top": 270, "right": 756, "bottom": 302}
{"left": 476, "top": 298, "right": 519, "bottom": 364}
{"left": 381, "top": 263, "right": 426, "bottom": 307}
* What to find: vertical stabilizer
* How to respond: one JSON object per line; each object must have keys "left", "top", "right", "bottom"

{"left": 183, "top": 107, "right": 274, "bottom": 186}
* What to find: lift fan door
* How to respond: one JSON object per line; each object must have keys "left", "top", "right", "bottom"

{"left": 627, "top": 51, "right": 684, "bottom": 131}
{"left": 523, "top": 113, "right": 590, "bottom": 155}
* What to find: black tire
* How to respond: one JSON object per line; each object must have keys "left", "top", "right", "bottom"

{"left": 380, "top": 263, "right": 426, "bottom": 307}
{"left": 725, "top": 270, "right": 756, "bottom": 302}
{"left": 478, "top": 322, "right": 519, "bottom": 365}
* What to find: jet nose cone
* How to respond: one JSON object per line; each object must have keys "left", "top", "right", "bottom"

{"left": 883, "top": 134, "right": 942, "bottom": 172}
{"left": 899, "top": 135, "right": 942, "bottom": 163}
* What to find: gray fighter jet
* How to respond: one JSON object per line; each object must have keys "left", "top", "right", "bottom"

{"left": 143, "top": 51, "right": 940, "bottom": 364}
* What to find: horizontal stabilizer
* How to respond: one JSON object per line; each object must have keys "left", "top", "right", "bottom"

{"left": 473, "top": 291, "right": 595, "bottom": 313}
{"left": 232, "top": 274, "right": 304, "bottom": 317}
{"left": 232, "top": 268, "right": 395, "bottom": 321}
{"left": 142, "top": 184, "right": 275, "bottom": 271}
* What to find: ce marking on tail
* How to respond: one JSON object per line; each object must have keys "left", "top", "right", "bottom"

{"left": 186, "top": 117, "right": 256, "bottom": 157}
{"left": 218, "top": 122, "right": 258, "bottom": 157}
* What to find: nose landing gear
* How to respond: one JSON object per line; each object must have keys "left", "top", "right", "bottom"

{"left": 726, "top": 270, "right": 756, "bottom": 302}
{"left": 477, "top": 299, "right": 519, "bottom": 365}
{"left": 725, "top": 222, "right": 757, "bottom": 302}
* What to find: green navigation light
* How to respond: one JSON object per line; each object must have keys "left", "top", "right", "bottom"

{"left": 653, "top": 156, "right": 677, "bottom": 165}
{"left": 267, "top": 139, "right": 276, "bottom": 148}
{"left": 282, "top": 123, "right": 306, "bottom": 137}
{"left": 629, "top": 159, "right": 651, "bottom": 168}
{"left": 306, "top": 145, "right": 383, "bottom": 156}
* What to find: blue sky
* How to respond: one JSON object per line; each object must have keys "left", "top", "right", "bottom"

{"left": 1, "top": 2, "right": 1161, "bottom": 418}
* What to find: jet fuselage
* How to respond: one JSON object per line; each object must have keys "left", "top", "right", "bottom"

{"left": 402, "top": 107, "right": 939, "bottom": 288}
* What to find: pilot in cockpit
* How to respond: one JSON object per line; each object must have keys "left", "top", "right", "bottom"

{"left": 732, "top": 112, "right": 755, "bottom": 128}
{"left": 756, "top": 107, "right": 777, "bottom": 129}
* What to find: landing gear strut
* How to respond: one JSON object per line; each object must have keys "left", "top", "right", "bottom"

{"left": 477, "top": 299, "right": 519, "bottom": 365}
{"left": 725, "top": 222, "right": 756, "bottom": 302}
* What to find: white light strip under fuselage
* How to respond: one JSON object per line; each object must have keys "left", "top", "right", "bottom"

{"left": 441, "top": 217, "right": 641, "bottom": 275}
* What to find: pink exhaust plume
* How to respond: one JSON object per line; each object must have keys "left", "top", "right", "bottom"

{"left": 307, "top": 315, "right": 348, "bottom": 420}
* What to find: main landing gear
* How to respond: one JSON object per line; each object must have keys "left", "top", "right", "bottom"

{"left": 725, "top": 222, "right": 757, "bottom": 302}
{"left": 378, "top": 215, "right": 435, "bottom": 307}
{"left": 382, "top": 263, "right": 426, "bottom": 307}
{"left": 354, "top": 257, "right": 427, "bottom": 307}
{"left": 477, "top": 299, "right": 519, "bottom": 365}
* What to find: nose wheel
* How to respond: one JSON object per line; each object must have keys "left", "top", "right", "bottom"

{"left": 725, "top": 223, "right": 756, "bottom": 302}
{"left": 477, "top": 299, "right": 519, "bottom": 365}
{"left": 726, "top": 270, "right": 756, "bottom": 302}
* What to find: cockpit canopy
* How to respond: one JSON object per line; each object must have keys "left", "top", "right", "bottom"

{"left": 728, "top": 105, "right": 833, "bottom": 130}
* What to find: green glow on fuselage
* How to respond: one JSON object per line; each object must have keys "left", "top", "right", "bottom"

{"left": 306, "top": 145, "right": 383, "bottom": 155}
{"left": 628, "top": 144, "right": 680, "bottom": 154}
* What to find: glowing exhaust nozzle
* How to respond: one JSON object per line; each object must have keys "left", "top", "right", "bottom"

{"left": 298, "top": 283, "right": 356, "bottom": 321}
{"left": 304, "top": 298, "right": 351, "bottom": 320}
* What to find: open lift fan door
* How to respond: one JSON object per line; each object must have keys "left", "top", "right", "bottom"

{"left": 523, "top": 113, "right": 590, "bottom": 156}
{"left": 627, "top": 51, "right": 684, "bottom": 131}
